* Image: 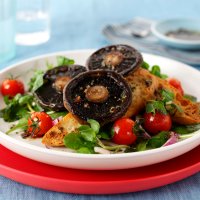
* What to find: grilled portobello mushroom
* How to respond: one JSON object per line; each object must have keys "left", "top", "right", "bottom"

{"left": 35, "top": 65, "right": 87, "bottom": 111}
{"left": 86, "top": 44, "right": 143, "bottom": 76}
{"left": 63, "top": 70, "right": 132, "bottom": 125}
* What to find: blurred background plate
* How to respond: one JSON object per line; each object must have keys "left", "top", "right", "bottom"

{"left": 151, "top": 19, "right": 200, "bottom": 49}
{"left": 103, "top": 18, "right": 200, "bottom": 65}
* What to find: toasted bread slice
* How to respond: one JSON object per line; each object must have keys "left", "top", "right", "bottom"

{"left": 124, "top": 68, "right": 158, "bottom": 117}
{"left": 157, "top": 78, "right": 200, "bottom": 125}
{"left": 42, "top": 113, "right": 82, "bottom": 147}
{"left": 125, "top": 68, "right": 200, "bottom": 125}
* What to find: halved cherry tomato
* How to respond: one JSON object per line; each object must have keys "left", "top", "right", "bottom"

{"left": 112, "top": 118, "right": 137, "bottom": 145}
{"left": 143, "top": 112, "right": 172, "bottom": 135}
{"left": 27, "top": 112, "right": 53, "bottom": 138}
{"left": 168, "top": 78, "right": 184, "bottom": 95}
{"left": 1, "top": 79, "right": 25, "bottom": 97}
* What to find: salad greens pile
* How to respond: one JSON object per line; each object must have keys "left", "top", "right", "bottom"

{"left": 0, "top": 58, "right": 200, "bottom": 154}
{"left": 64, "top": 119, "right": 129, "bottom": 154}
{"left": 0, "top": 56, "right": 71, "bottom": 134}
{"left": 145, "top": 89, "right": 182, "bottom": 115}
{"left": 63, "top": 116, "right": 200, "bottom": 154}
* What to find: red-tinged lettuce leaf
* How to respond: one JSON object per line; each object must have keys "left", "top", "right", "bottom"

{"left": 162, "top": 132, "right": 179, "bottom": 147}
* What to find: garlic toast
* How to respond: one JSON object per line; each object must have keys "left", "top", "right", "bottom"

{"left": 42, "top": 113, "right": 82, "bottom": 147}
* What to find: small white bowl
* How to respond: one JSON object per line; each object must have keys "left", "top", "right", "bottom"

{"left": 151, "top": 19, "right": 200, "bottom": 49}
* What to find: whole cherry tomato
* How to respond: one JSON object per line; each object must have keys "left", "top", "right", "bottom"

{"left": 112, "top": 118, "right": 137, "bottom": 145}
{"left": 27, "top": 112, "right": 53, "bottom": 138}
{"left": 143, "top": 112, "right": 172, "bottom": 135}
{"left": 168, "top": 78, "right": 184, "bottom": 95}
{"left": 1, "top": 79, "right": 25, "bottom": 97}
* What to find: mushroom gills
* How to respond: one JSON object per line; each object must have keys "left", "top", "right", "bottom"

{"left": 34, "top": 65, "right": 87, "bottom": 111}
{"left": 86, "top": 44, "right": 143, "bottom": 76}
{"left": 63, "top": 70, "right": 132, "bottom": 125}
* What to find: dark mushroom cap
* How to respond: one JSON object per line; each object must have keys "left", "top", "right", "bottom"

{"left": 63, "top": 70, "right": 132, "bottom": 125}
{"left": 34, "top": 65, "right": 87, "bottom": 111}
{"left": 43, "top": 65, "right": 86, "bottom": 81}
{"left": 86, "top": 44, "right": 143, "bottom": 76}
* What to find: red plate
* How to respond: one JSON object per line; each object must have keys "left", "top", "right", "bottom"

{"left": 0, "top": 144, "right": 199, "bottom": 194}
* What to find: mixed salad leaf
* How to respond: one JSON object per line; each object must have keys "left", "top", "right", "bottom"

{"left": 57, "top": 56, "right": 75, "bottom": 66}
{"left": 183, "top": 94, "right": 197, "bottom": 102}
{"left": 0, "top": 93, "right": 42, "bottom": 122}
{"left": 1, "top": 56, "right": 71, "bottom": 134}
{"left": 145, "top": 89, "right": 182, "bottom": 115}
{"left": 142, "top": 61, "right": 168, "bottom": 79}
{"left": 29, "top": 69, "right": 44, "bottom": 92}
{"left": 172, "top": 124, "right": 200, "bottom": 135}
{"left": 64, "top": 119, "right": 128, "bottom": 153}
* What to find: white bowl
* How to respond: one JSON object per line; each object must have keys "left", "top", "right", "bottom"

{"left": 0, "top": 49, "right": 200, "bottom": 170}
{"left": 151, "top": 18, "right": 200, "bottom": 49}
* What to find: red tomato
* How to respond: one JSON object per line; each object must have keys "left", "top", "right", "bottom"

{"left": 1, "top": 79, "right": 25, "bottom": 97}
{"left": 168, "top": 78, "right": 184, "bottom": 95}
{"left": 143, "top": 112, "right": 172, "bottom": 135}
{"left": 112, "top": 118, "right": 137, "bottom": 145}
{"left": 27, "top": 112, "right": 53, "bottom": 138}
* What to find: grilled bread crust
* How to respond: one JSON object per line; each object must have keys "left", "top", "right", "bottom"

{"left": 42, "top": 113, "right": 82, "bottom": 147}
{"left": 125, "top": 68, "right": 200, "bottom": 125}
